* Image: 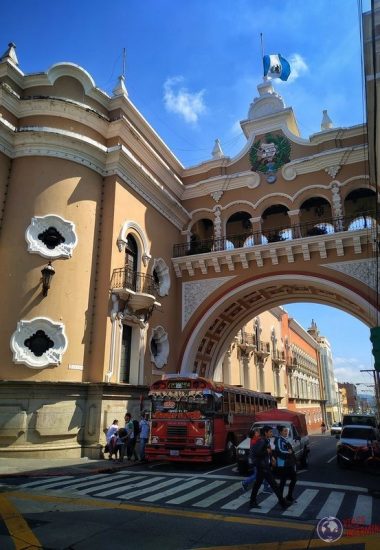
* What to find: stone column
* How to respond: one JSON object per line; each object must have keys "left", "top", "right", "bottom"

{"left": 331, "top": 182, "right": 344, "bottom": 231}
{"left": 288, "top": 209, "right": 301, "bottom": 239}
{"left": 249, "top": 216, "right": 262, "bottom": 245}
{"left": 213, "top": 205, "right": 223, "bottom": 251}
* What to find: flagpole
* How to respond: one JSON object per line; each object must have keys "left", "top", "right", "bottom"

{"left": 260, "top": 33, "right": 266, "bottom": 80}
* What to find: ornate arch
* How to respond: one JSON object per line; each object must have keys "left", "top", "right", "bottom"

{"left": 117, "top": 221, "right": 151, "bottom": 266}
{"left": 179, "top": 273, "right": 377, "bottom": 378}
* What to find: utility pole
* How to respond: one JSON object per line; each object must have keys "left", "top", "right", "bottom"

{"left": 360, "top": 369, "right": 380, "bottom": 419}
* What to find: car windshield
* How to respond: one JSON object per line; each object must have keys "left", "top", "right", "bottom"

{"left": 342, "top": 427, "right": 375, "bottom": 440}
{"left": 343, "top": 416, "right": 376, "bottom": 428}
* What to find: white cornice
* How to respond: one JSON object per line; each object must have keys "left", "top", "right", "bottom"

{"left": 182, "top": 170, "right": 261, "bottom": 200}
{"left": 1, "top": 125, "right": 190, "bottom": 229}
{"left": 282, "top": 144, "right": 367, "bottom": 181}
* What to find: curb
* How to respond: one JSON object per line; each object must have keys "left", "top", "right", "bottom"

{"left": 0, "top": 460, "right": 140, "bottom": 479}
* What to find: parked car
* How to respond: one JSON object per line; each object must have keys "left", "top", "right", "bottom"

{"left": 236, "top": 409, "right": 310, "bottom": 474}
{"left": 336, "top": 425, "right": 380, "bottom": 469}
{"left": 330, "top": 422, "right": 342, "bottom": 436}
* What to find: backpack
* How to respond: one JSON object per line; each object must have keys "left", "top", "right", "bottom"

{"left": 133, "top": 419, "right": 140, "bottom": 437}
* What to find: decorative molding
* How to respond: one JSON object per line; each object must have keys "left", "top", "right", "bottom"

{"left": 10, "top": 317, "right": 68, "bottom": 368}
{"left": 150, "top": 326, "right": 169, "bottom": 369}
{"left": 182, "top": 276, "right": 235, "bottom": 328}
{"left": 152, "top": 258, "right": 171, "bottom": 297}
{"left": 211, "top": 190, "right": 223, "bottom": 202}
{"left": 117, "top": 220, "right": 151, "bottom": 266}
{"left": 322, "top": 259, "right": 379, "bottom": 292}
{"left": 282, "top": 145, "right": 367, "bottom": 181}
{"left": 325, "top": 165, "right": 341, "bottom": 178}
{"left": 25, "top": 214, "right": 78, "bottom": 259}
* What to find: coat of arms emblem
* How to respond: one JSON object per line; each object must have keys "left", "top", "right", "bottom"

{"left": 249, "top": 133, "right": 291, "bottom": 183}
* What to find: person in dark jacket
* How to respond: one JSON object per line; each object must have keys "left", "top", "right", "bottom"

{"left": 249, "top": 426, "right": 290, "bottom": 509}
{"left": 274, "top": 425, "right": 297, "bottom": 503}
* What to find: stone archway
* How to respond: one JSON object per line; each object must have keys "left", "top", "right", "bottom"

{"left": 179, "top": 273, "right": 377, "bottom": 378}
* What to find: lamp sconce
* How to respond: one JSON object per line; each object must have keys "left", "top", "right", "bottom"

{"left": 41, "top": 261, "right": 55, "bottom": 296}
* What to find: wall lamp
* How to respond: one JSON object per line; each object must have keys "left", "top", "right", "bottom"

{"left": 41, "top": 261, "right": 55, "bottom": 297}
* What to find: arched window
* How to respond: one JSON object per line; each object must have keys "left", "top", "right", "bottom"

{"left": 125, "top": 234, "right": 138, "bottom": 290}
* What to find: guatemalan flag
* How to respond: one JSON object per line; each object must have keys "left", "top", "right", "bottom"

{"left": 263, "top": 54, "right": 291, "bottom": 81}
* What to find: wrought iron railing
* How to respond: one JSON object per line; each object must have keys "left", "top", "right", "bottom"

{"left": 111, "top": 267, "right": 157, "bottom": 295}
{"left": 173, "top": 211, "right": 376, "bottom": 258}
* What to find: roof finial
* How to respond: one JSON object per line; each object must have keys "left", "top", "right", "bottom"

{"left": 113, "top": 47, "right": 128, "bottom": 98}
{"left": 0, "top": 42, "right": 19, "bottom": 66}
{"left": 212, "top": 138, "right": 224, "bottom": 159}
{"left": 321, "top": 109, "right": 333, "bottom": 130}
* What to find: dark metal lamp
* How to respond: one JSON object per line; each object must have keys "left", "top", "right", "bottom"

{"left": 41, "top": 261, "right": 55, "bottom": 296}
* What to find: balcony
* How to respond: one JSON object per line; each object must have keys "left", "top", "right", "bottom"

{"left": 111, "top": 267, "right": 160, "bottom": 313}
{"left": 271, "top": 349, "right": 286, "bottom": 364}
{"left": 254, "top": 341, "right": 271, "bottom": 360}
{"left": 172, "top": 212, "right": 376, "bottom": 277}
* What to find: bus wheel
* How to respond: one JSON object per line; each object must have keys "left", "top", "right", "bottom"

{"left": 224, "top": 439, "right": 236, "bottom": 464}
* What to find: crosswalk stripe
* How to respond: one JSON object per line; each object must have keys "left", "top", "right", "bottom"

{"left": 75, "top": 476, "right": 148, "bottom": 495}
{"left": 193, "top": 482, "right": 242, "bottom": 508}
{"left": 352, "top": 494, "right": 372, "bottom": 525}
{"left": 41, "top": 474, "right": 130, "bottom": 492}
{"left": 281, "top": 489, "right": 318, "bottom": 517}
{"left": 20, "top": 475, "right": 75, "bottom": 488}
{"left": 89, "top": 476, "right": 165, "bottom": 497}
{"left": 249, "top": 493, "right": 279, "bottom": 514}
{"left": 316, "top": 491, "right": 345, "bottom": 519}
{"left": 142, "top": 478, "right": 205, "bottom": 502}
{"left": 221, "top": 491, "right": 250, "bottom": 510}
{"left": 168, "top": 480, "right": 225, "bottom": 504}
{"left": 119, "top": 477, "right": 183, "bottom": 500}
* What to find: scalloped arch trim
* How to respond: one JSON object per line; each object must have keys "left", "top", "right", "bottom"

{"left": 47, "top": 63, "right": 96, "bottom": 93}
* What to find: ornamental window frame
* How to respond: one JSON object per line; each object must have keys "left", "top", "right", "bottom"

{"left": 25, "top": 214, "right": 78, "bottom": 259}
{"left": 10, "top": 317, "right": 68, "bottom": 369}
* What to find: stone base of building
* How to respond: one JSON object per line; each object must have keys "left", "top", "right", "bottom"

{"left": 0, "top": 381, "right": 149, "bottom": 459}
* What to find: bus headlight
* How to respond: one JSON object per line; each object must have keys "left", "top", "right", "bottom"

{"left": 195, "top": 437, "right": 204, "bottom": 446}
{"left": 151, "top": 436, "right": 160, "bottom": 444}
{"left": 237, "top": 448, "right": 246, "bottom": 456}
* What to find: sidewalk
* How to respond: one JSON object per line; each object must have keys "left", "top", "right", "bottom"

{"left": 0, "top": 456, "right": 136, "bottom": 478}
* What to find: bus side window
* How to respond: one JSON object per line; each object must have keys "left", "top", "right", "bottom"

{"left": 223, "top": 392, "right": 229, "bottom": 413}
{"left": 236, "top": 394, "right": 241, "bottom": 413}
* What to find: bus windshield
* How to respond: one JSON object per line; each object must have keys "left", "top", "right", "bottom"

{"left": 151, "top": 393, "right": 215, "bottom": 417}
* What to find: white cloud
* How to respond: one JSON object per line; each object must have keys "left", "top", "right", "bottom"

{"left": 286, "top": 53, "right": 309, "bottom": 83}
{"left": 163, "top": 76, "right": 206, "bottom": 123}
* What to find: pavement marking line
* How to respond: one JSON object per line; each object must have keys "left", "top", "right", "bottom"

{"left": 316, "top": 490, "right": 345, "bottom": 519}
{"left": 191, "top": 533, "right": 380, "bottom": 549}
{"left": 0, "top": 494, "right": 42, "bottom": 550}
{"left": 352, "top": 494, "right": 372, "bottom": 526}
{"left": 326, "top": 454, "right": 337, "bottom": 463}
{"left": 6, "top": 490, "right": 315, "bottom": 532}
{"left": 281, "top": 489, "right": 318, "bottom": 518}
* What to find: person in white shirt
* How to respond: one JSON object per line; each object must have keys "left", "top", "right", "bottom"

{"left": 105, "top": 419, "right": 119, "bottom": 460}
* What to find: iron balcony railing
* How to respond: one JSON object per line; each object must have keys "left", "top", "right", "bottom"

{"left": 173, "top": 211, "right": 376, "bottom": 258}
{"left": 111, "top": 267, "right": 157, "bottom": 295}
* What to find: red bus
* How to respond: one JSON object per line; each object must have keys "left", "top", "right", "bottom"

{"left": 145, "top": 375, "right": 277, "bottom": 463}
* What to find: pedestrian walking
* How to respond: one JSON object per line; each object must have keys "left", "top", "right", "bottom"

{"left": 241, "top": 428, "right": 260, "bottom": 492}
{"left": 249, "top": 426, "right": 290, "bottom": 509}
{"left": 274, "top": 425, "right": 298, "bottom": 503}
{"left": 139, "top": 412, "right": 150, "bottom": 462}
{"left": 321, "top": 422, "right": 326, "bottom": 434}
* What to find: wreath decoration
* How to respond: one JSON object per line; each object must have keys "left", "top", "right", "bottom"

{"left": 249, "top": 133, "right": 291, "bottom": 174}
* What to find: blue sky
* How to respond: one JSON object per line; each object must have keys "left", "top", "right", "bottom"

{"left": 3, "top": 0, "right": 375, "bottom": 389}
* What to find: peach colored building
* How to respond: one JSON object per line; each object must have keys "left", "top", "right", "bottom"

{"left": 0, "top": 39, "right": 376, "bottom": 457}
